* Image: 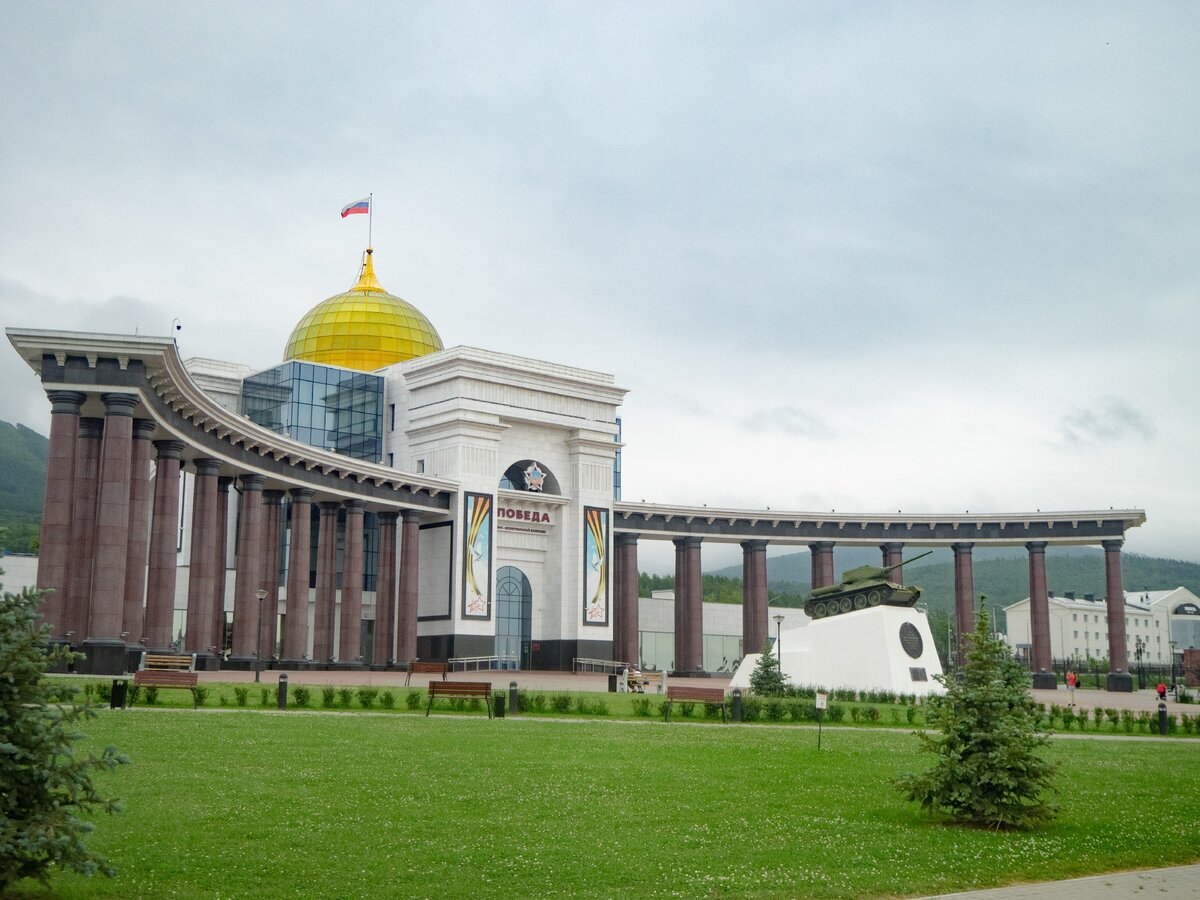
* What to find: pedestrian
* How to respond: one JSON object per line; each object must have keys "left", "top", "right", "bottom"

{"left": 1157, "top": 682, "right": 1167, "bottom": 701}
{"left": 1066, "top": 670, "right": 1077, "bottom": 707}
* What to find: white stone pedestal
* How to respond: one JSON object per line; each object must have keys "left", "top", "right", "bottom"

{"left": 731, "top": 606, "right": 944, "bottom": 697}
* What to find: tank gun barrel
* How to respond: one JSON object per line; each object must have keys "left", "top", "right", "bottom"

{"left": 882, "top": 549, "right": 934, "bottom": 574}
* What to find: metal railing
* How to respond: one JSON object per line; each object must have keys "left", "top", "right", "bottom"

{"left": 448, "top": 655, "right": 518, "bottom": 672}
{"left": 572, "top": 657, "right": 631, "bottom": 674}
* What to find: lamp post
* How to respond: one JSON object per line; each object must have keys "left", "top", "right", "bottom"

{"left": 1134, "top": 635, "right": 1146, "bottom": 690}
{"left": 254, "top": 589, "right": 268, "bottom": 683}
{"left": 773, "top": 614, "right": 785, "bottom": 672}
{"left": 1169, "top": 640, "right": 1178, "bottom": 690}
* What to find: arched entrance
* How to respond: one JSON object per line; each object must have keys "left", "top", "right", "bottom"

{"left": 496, "top": 565, "right": 533, "bottom": 669}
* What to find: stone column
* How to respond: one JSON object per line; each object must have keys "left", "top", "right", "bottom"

{"left": 1027, "top": 541, "right": 1056, "bottom": 688}
{"left": 338, "top": 500, "right": 366, "bottom": 664}
{"left": 211, "top": 476, "right": 233, "bottom": 656}
{"left": 230, "top": 475, "right": 265, "bottom": 661}
{"left": 395, "top": 510, "right": 421, "bottom": 665}
{"left": 685, "top": 537, "right": 703, "bottom": 671}
{"left": 282, "top": 489, "right": 314, "bottom": 662}
{"left": 614, "top": 533, "right": 640, "bottom": 666}
{"left": 37, "top": 390, "right": 86, "bottom": 638}
{"left": 672, "top": 537, "right": 689, "bottom": 674}
{"left": 144, "top": 440, "right": 184, "bottom": 650}
{"left": 67, "top": 418, "right": 104, "bottom": 644}
{"left": 1103, "top": 539, "right": 1133, "bottom": 692}
{"left": 185, "top": 460, "right": 221, "bottom": 661}
{"left": 880, "top": 542, "right": 905, "bottom": 582}
{"left": 373, "top": 512, "right": 399, "bottom": 667}
{"left": 83, "top": 393, "right": 138, "bottom": 673}
{"left": 120, "top": 419, "right": 156, "bottom": 646}
{"left": 312, "top": 501, "right": 341, "bottom": 663}
{"left": 952, "top": 542, "right": 975, "bottom": 666}
{"left": 810, "top": 541, "right": 835, "bottom": 589}
{"left": 259, "top": 490, "right": 285, "bottom": 663}
{"left": 741, "top": 540, "right": 768, "bottom": 655}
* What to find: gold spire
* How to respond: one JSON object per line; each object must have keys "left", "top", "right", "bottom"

{"left": 350, "top": 247, "right": 384, "bottom": 293}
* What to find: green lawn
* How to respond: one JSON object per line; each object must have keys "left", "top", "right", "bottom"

{"left": 12, "top": 710, "right": 1200, "bottom": 899}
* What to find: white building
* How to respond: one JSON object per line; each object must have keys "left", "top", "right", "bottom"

{"left": 1004, "top": 587, "right": 1200, "bottom": 665}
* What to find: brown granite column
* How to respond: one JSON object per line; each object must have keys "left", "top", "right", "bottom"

{"left": 37, "top": 390, "right": 86, "bottom": 638}
{"left": 231, "top": 475, "right": 265, "bottom": 661}
{"left": 185, "top": 459, "right": 220, "bottom": 659}
{"left": 1027, "top": 541, "right": 1056, "bottom": 688}
{"left": 144, "top": 440, "right": 184, "bottom": 650}
{"left": 810, "top": 541, "right": 835, "bottom": 589}
{"left": 373, "top": 511, "right": 399, "bottom": 667}
{"left": 259, "top": 490, "right": 285, "bottom": 662}
{"left": 120, "top": 419, "right": 156, "bottom": 647}
{"left": 1103, "top": 539, "right": 1133, "bottom": 692}
{"left": 66, "top": 418, "right": 103, "bottom": 644}
{"left": 282, "top": 489, "right": 314, "bottom": 662}
{"left": 338, "top": 500, "right": 366, "bottom": 664}
{"left": 685, "top": 537, "right": 703, "bottom": 671}
{"left": 672, "top": 537, "right": 689, "bottom": 674}
{"left": 741, "top": 540, "right": 768, "bottom": 655}
{"left": 211, "top": 476, "right": 233, "bottom": 656}
{"left": 952, "top": 542, "right": 975, "bottom": 666}
{"left": 881, "top": 542, "right": 904, "bottom": 582}
{"left": 83, "top": 393, "right": 138, "bottom": 673}
{"left": 396, "top": 510, "right": 421, "bottom": 665}
{"left": 614, "top": 533, "right": 640, "bottom": 666}
{"left": 312, "top": 501, "right": 340, "bottom": 663}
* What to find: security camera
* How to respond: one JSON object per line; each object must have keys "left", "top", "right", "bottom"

{"left": 175, "top": 322, "right": 183, "bottom": 331}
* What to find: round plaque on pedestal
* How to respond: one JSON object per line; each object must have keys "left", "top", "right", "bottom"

{"left": 899, "top": 622, "right": 923, "bottom": 659}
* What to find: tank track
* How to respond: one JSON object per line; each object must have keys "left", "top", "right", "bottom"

{"left": 804, "top": 586, "right": 920, "bottom": 620}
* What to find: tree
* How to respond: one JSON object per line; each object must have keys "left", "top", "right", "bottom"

{"left": 749, "top": 641, "right": 788, "bottom": 696}
{"left": 0, "top": 576, "right": 128, "bottom": 891}
{"left": 895, "top": 601, "right": 1057, "bottom": 830}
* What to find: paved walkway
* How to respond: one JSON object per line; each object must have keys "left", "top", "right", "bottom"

{"left": 921, "top": 863, "right": 1200, "bottom": 898}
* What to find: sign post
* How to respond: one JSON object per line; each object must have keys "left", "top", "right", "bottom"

{"left": 815, "top": 691, "right": 827, "bottom": 750}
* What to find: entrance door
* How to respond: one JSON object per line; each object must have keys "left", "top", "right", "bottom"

{"left": 496, "top": 566, "right": 533, "bottom": 669}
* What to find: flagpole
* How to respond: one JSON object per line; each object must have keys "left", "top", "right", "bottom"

{"left": 368, "top": 192, "right": 373, "bottom": 248}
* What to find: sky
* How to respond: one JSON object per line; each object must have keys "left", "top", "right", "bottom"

{"left": 1, "top": 2, "right": 1197, "bottom": 571}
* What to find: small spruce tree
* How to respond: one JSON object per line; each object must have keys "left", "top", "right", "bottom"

{"left": 0, "top": 577, "right": 128, "bottom": 891}
{"left": 749, "top": 641, "right": 788, "bottom": 696}
{"left": 896, "top": 601, "right": 1057, "bottom": 829}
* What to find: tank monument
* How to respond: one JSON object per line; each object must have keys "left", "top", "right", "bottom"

{"left": 730, "top": 552, "right": 945, "bottom": 697}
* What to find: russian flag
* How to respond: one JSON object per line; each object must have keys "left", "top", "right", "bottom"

{"left": 341, "top": 197, "right": 370, "bottom": 218}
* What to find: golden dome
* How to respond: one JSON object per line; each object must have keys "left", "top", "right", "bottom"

{"left": 283, "top": 249, "right": 443, "bottom": 371}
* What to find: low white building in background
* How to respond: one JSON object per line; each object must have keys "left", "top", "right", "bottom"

{"left": 1004, "top": 587, "right": 1200, "bottom": 666}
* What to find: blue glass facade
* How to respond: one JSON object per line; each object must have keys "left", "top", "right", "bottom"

{"left": 242, "top": 361, "right": 384, "bottom": 462}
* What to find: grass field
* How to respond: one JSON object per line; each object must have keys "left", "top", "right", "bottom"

{"left": 11, "top": 709, "right": 1199, "bottom": 899}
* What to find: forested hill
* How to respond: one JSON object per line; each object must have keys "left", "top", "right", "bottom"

{"left": 0, "top": 419, "right": 48, "bottom": 553}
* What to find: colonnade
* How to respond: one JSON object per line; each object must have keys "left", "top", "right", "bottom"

{"left": 36, "top": 389, "right": 425, "bottom": 674}
{"left": 611, "top": 532, "right": 1133, "bottom": 689}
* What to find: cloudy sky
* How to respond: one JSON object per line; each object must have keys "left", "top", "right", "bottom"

{"left": 1, "top": 3, "right": 1196, "bottom": 569}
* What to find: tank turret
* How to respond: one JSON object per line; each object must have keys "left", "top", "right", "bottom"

{"left": 804, "top": 550, "right": 933, "bottom": 620}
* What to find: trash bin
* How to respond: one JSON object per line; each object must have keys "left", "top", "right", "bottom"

{"left": 494, "top": 693, "right": 506, "bottom": 718}
{"left": 608, "top": 674, "right": 617, "bottom": 692}
{"left": 277, "top": 673, "right": 288, "bottom": 709}
{"left": 111, "top": 679, "right": 128, "bottom": 709}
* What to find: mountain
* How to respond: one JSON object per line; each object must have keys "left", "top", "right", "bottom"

{"left": 0, "top": 420, "right": 48, "bottom": 553}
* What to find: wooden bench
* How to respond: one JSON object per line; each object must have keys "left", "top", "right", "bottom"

{"left": 426, "top": 681, "right": 493, "bottom": 718}
{"left": 664, "top": 686, "right": 728, "bottom": 723}
{"left": 133, "top": 654, "right": 199, "bottom": 705}
{"left": 625, "top": 670, "right": 666, "bottom": 694}
{"left": 405, "top": 660, "right": 449, "bottom": 686}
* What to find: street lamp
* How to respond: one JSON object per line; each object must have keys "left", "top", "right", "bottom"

{"left": 1134, "top": 635, "right": 1146, "bottom": 690}
{"left": 1169, "top": 640, "right": 1178, "bottom": 690}
{"left": 773, "top": 614, "right": 785, "bottom": 671}
{"left": 254, "top": 589, "right": 268, "bottom": 683}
